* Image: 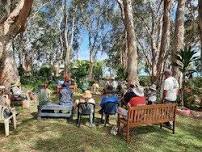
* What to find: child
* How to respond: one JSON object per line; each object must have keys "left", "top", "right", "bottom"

{"left": 147, "top": 84, "right": 157, "bottom": 104}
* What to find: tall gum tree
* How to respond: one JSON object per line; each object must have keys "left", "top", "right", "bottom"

{"left": 118, "top": 0, "right": 138, "bottom": 83}
{"left": 156, "top": 0, "right": 172, "bottom": 86}
{"left": 0, "top": 0, "right": 33, "bottom": 87}
{"left": 199, "top": 0, "right": 202, "bottom": 66}
{"left": 172, "top": 0, "right": 185, "bottom": 79}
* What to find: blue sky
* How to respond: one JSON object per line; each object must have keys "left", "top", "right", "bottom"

{"left": 77, "top": 29, "right": 108, "bottom": 60}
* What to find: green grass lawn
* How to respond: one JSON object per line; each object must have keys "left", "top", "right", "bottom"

{"left": 0, "top": 100, "right": 202, "bottom": 152}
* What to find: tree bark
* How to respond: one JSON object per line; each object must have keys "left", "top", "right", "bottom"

{"left": 172, "top": 0, "right": 185, "bottom": 77}
{"left": 0, "top": 41, "right": 19, "bottom": 87}
{"left": 62, "top": 0, "right": 70, "bottom": 74}
{"left": 0, "top": 0, "right": 33, "bottom": 87}
{"left": 156, "top": 0, "right": 172, "bottom": 85}
{"left": 122, "top": 0, "right": 138, "bottom": 83}
{"left": 199, "top": 0, "right": 202, "bottom": 66}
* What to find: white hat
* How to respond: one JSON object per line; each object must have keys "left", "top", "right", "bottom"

{"left": 149, "top": 84, "right": 156, "bottom": 91}
{"left": 132, "top": 86, "right": 144, "bottom": 96}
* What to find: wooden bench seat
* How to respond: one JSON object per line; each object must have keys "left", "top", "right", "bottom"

{"left": 117, "top": 103, "right": 177, "bottom": 143}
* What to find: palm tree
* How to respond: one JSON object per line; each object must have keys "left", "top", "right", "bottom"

{"left": 174, "top": 46, "right": 199, "bottom": 107}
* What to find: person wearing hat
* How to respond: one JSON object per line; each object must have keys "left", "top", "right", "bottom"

{"left": 121, "top": 80, "right": 138, "bottom": 106}
{"left": 147, "top": 84, "right": 157, "bottom": 105}
{"left": 128, "top": 85, "right": 146, "bottom": 107}
{"left": 75, "top": 90, "right": 95, "bottom": 106}
{"left": 75, "top": 90, "right": 95, "bottom": 127}
{"left": 117, "top": 85, "right": 146, "bottom": 120}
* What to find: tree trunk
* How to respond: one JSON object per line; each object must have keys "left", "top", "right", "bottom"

{"left": 63, "top": 0, "right": 70, "bottom": 74}
{"left": 0, "top": 41, "right": 19, "bottom": 87}
{"left": 0, "top": 0, "right": 33, "bottom": 87}
{"left": 199, "top": 0, "right": 202, "bottom": 67}
{"left": 122, "top": 0, "right": 138, "bottom": 82}
{"left": 172, "top": 0, "right": 185, "bottom": 78}
{"left": 156, "top": 0, "right": 172, "bottom": 85}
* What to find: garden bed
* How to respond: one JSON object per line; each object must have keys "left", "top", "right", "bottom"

{"left": 176, "top": 107, "right": 202, "bottom": 119}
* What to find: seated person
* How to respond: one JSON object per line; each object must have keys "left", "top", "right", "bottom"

{"left": 121, "top": 80, "right": 138, "bottom": 106}
{"left": 128, "top": 85, "right": 146, "bottom": 107}
{"left": 59, "top": 84, "right": 73, "bottom": 106}
{"left": 38, "top": 83, "right": 51, "bottom": 106}
{"left": 118, "top": 85, "right": 146, "bottom": 118}
{"left": 99, "top": 85, "right": 119, "bottom": 115}
{"left": 75, "top": 90, "right": 95, "bottom": 127}
{"left": 10, "top": 82, "right": 27, "bottom": 101}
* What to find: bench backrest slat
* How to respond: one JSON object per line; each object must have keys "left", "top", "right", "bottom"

{"left": 128, "top": 104, "right": 176, "bottom": 125}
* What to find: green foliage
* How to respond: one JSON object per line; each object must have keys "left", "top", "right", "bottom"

{"left": 116, "top": 65, "right": 127, "bottom": 80}
{"left": 38, "top": 66, "right": 52, "bottom": 78}
{"left": 71, "top": 60, "right": 89, "bottom": 82}
{"left": 174, "top": 47, "right": 199, "bottom": 74}
{"left": 139, "top": 76, "right": 151, "bottom": 87}
{"left": 93, "top": 61, "right": 104, "bottom": 81}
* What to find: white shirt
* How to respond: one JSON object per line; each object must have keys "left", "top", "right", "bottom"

{"left": 163, "top": 76, "right": 179, "bottom": 101}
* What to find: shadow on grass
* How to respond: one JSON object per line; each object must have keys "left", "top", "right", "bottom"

{"left": 33, "top": 122, "right": 129, "bottom": 152}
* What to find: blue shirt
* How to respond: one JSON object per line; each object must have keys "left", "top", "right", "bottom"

{"left": 100, "top": 95, "right": 119, "bottom": 107}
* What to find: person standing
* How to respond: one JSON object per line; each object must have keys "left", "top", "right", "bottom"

{"left": 162, "top": 69, "right": 179, "bottom": 103}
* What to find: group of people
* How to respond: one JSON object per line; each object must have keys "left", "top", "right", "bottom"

{"left": 38, "top": 69, "right": 179, "bottom": 127}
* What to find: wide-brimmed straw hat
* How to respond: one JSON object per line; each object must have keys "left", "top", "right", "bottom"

{"left": 132, "top": 85, "right": 144, "bottom": 97}
{"left": 149, "top": 84, "right": 156, "bottom": 91}
{"left": 82, "top": 90, "right": 92, "bottom": 99}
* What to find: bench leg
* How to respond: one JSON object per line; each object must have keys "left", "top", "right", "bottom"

{"left": 173, "top": 121, "right": 175, "bottom": 134}
{"left": 160, "top": 123, "right": 162, "bottom": 129}
{"left": 117, "top": 118, "right": 120, "bottom": 134}
{"left": 4, "top": 119, "right": 9, "bottom": 136}
{"left": 126, "top": 125, "right": 130, "bottom": 143}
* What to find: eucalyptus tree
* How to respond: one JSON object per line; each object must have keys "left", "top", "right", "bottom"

{"left": 80, "top": 0, "right": 112, "bottom": 81}
{"left": 0, "top": 0, "right": 33, "bottom": 87}
{"left": 199, "top": 0, "right": 202, "bottom": 65}
{"left": 117, "top": 0, "right": 139, "bottom": 82}
{"left": 172, "top": 0, "right": 186, "bottom": 77}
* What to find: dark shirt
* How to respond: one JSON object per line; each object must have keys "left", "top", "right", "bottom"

{"left": 123, "top": 90, "right": 136, "bottom": 105}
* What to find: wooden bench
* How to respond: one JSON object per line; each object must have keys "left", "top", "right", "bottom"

{"left": 117, "top": 103, "right": 177, "bottom": 143}
{"left": 0, "top": 105, "right": 17, "bottom": 136}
